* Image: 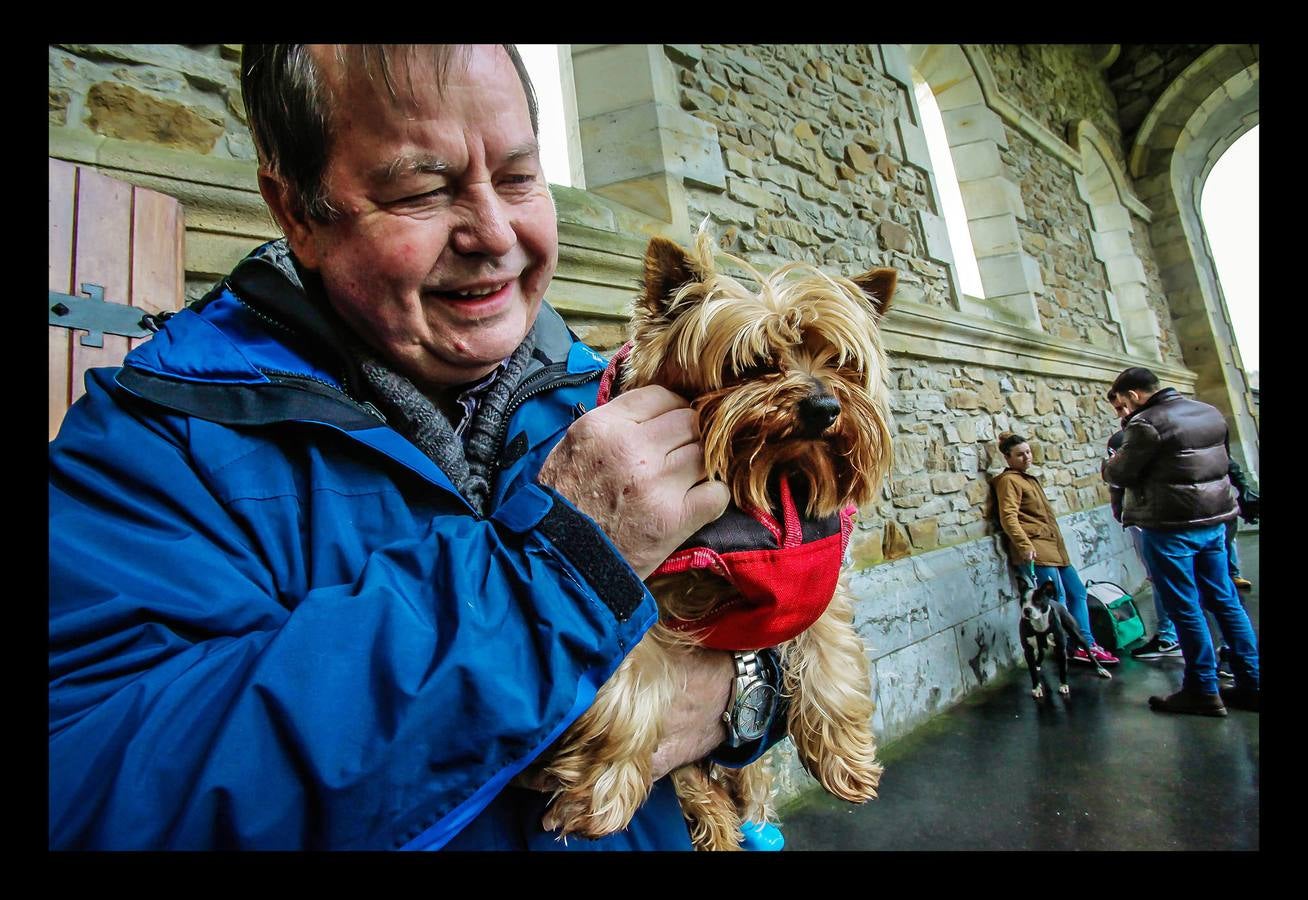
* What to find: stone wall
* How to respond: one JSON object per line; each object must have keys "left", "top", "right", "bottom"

{"left": 674, "top": 44, "right": 956, "bottom": 311}
{"left": 842, "top": 358, "right": 1121, "bottom": 574}
{"left": 980, "top": 45, "right": 1125, "bottom": 168}
{"left": 50, "top": 44, "right": 250, "bottom": 159}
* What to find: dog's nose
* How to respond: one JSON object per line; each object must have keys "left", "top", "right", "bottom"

{"left": 799, "top": 394, "right": 841, "bottom": 437}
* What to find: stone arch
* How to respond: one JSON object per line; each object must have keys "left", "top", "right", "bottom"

{"left": 1071, "top": 120, "right": 1161, "bottom": 361}
{"left": 1130, "top": 44, "right": 1259, "bottom": 475}
{"left": 905, "top": 44, "right": 1043, "bottom": 330}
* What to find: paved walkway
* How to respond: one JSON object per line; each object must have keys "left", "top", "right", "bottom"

{"left": 780, "top": 532, "right": 1260, "bottom": 851}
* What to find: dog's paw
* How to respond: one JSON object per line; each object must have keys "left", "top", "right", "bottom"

{"left": 1096, "top": 668, "right": 1113, "bottom": 679}
{"left": 1058, "top": 683, "right": 1070, "bottom": 696}
{"left": 1031, "top": 685, "right": 1044, "bottom": 699}
{"left": 1035, "top": 666, "right": 1042, "bottom": 674}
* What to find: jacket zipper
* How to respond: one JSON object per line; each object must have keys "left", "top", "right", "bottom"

{"left": 263, "top": 370, "right": 387, "bottom": 424}
{"left": 491, "top": 364, "right": 601, "bottom": 474}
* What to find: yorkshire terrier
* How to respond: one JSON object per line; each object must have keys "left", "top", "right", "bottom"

{"left": 538, "top": 228, "right": 896, "bottom": 850}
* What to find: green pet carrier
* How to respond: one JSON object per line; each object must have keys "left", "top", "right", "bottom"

{"left": 1086, "top": 580, "right": 1146, "bottom": 652}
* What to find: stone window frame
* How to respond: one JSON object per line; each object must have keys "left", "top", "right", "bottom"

{"left": 897, "top": 44, "right": 1046, "bottom": 331}
{"left": 1070, "top": 119, "right": 1162, "bottom": 361}
{"left": 906, "top": 63, "right": 988, "bottom": 304}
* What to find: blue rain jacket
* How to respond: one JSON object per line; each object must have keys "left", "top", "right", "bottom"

{"left": 49, "top": 241, "right": 764, "bottom": 850}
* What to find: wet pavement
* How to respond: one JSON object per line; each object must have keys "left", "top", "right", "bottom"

{"left": 780, "top": 532, "right": 1260, "bottom": 851}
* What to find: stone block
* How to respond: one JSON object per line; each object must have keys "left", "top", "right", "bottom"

{"left": 931, "top": 473, "right": 968, "bottom": 493}
{"left": 774, "top": 130, "right": 816, "bottom": 173}
{"left": 968, "top": 214, "right": 1023, "bottom": 258}
{"left": 848, "top": 526, "right": 885, "bottom": 568}
{"left": 882, "top": 520, "right": 912, "bottom": 560}
{"left": 961, "top": 176, "right": 1027, "bottom": 223}
{"left": 947, "top": 389, "right": 981, "bottom": 410}
{"left": 908, "top": 518, "right": 940, "bottom": 550}
{"left": 965, "top": 477, "right": 991, "bottom": 505}
{"left": 940, "top": 102, "right": 1009, "bottom": 149}
{"left": 949, "top": 140, "right": 1005, "bottom": 182}
{"left": 879, "top": 221, "right": 913, "bottom": 252}
{"left": 85, "top": 81, "right": 224, "bottom": 154}
{"left": 976, "top": 381, "right": 1005, "bottom": 413}
{"left": 845, "top": 142, "right": 877, "bottom": 174}
{"left": 664, "top": 44, "right": 703, "bottom": 68}
{"left": 727, "top": 176, "right": 785, "bottom": 213}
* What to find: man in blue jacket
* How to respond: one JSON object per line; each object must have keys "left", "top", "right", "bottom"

{"left": 48, "top": 44, "right": 782, "bottom": 850}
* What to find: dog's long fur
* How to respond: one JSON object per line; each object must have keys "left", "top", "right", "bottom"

{"left": 538, "top": 228, "right": 896, "bottom": 849}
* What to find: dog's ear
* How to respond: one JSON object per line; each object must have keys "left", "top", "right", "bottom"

{"left": 850, "top": 267, "right": 897, "bottom": 318}
{"left": 638, "top": 236, "right": 701, "bottom": 320}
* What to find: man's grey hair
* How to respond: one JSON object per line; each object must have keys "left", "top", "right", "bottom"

{"left": 240, "top": 44, "right": 539, "bottom": 223}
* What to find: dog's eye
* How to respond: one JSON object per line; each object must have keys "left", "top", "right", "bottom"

{"left": 726, "top": 359, "right": 777, "bottom": 383}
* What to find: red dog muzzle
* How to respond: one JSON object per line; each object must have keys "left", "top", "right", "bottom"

{"left": 595, "top": 342, "right": 855, "bottom": 651}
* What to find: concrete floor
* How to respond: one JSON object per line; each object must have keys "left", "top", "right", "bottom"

{"left": 780, "top": 532, "right": 1260, "bottom": 851}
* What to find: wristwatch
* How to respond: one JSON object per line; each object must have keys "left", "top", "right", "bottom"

{"left": 722, "top": 650, "right": 779, "bottom": 747}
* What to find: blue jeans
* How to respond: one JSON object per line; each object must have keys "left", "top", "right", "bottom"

{"left": 1224, "top": 518, "right": 1242, "bottom": 578}
{"left": 1033, "top": 564, "right": 1095, "bottom": 649}
{"left": 1129, "top": 525, "right": 1178, "bottom": 643}
{"left": 1138, "top": 524, "right": 1259, "bottom": 695}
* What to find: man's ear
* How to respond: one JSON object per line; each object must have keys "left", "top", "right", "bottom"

{"left": 258, "top": 170, "right": 322, "bottom": 270}
{"left": 636, "top": 236, "right": 700, "bottom": 321}
{"left": 851, "top": 267, "right": 897, "bottom": 318}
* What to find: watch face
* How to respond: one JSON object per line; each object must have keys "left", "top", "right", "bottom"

{"left": 735, "top": 682, "right": 777, "bottom": 741}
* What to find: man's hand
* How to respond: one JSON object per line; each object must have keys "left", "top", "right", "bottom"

{"left": 538, "top": 385, "right": 731, "bottom": 580}
{"left": 1024, "top": 549, "right": 1036, "bottom": 562}
{"left": 650, "top": 646, "right": 734, "bottom": 780}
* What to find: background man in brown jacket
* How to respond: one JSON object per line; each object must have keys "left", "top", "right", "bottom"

{"left": 1103, "top": 367, "right": 1260, "bottom": 715}
{"left": 994, "top": 432, "right": 1119, "bottom": 666}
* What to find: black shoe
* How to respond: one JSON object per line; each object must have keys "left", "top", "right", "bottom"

{"left": 1148, "top": 689, "right": 1228, "bottom": 717}
{"left": 1219, "top": 686, "right": 1260, "bottom": 712}
{"left": 1132, "top": 635, "right": 1183, "bottom": 659}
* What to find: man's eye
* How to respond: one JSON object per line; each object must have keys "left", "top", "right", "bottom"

{"left": 393, "top": 187, "right": 450, "bottom": 205}
{"left": 500, "top": 173, "right": 537, "bottom": 187}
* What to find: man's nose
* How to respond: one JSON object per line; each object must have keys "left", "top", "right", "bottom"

{"left": 451, "top": 184, "right": 516, "bottom": 257}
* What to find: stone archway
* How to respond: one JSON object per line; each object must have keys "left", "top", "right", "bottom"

{"left": 1130, "top": 44, "right": 1259, "bottom": 475}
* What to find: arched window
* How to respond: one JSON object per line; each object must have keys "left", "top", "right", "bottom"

{"left": 516, "top": 44, "right": 583, "bottom": 188}
{"left": 1200, "top": 124, "right": 1259, "bottom": 387}
{"left": 912, "top": 67, "right": 985, "bottom": 299}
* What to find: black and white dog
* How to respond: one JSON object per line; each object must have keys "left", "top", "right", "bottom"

{"left": 1020, "top": 579, "right": 1111, "bottom": 699}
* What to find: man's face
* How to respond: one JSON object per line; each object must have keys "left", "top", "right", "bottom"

{"left": 1114, "top": 389, "right": 1145, "bottom": 415}
{"left": 283, "top": 45, "right": 557, "bottom": 389}
{"left": 1109, "top": 395, "right": 1130, "bottom": 421}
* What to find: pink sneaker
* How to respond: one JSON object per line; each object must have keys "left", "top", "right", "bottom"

{"left": 1089, "top": 644, "right": 1120, "bottom": 665}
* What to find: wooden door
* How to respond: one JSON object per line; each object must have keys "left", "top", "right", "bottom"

{"left": 49, "top": 159, "right": 185, "bottom": 440}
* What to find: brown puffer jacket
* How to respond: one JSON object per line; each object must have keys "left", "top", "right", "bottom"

{"left": 1101, "top": 387, "right": 1238, "bottom": 530}
{"left": 992, "top": 469, "right": 1070, "bottom": 567}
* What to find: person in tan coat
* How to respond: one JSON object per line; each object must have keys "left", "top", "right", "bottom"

{"left": 993, "top": 432, "right": 1119, "bottom": 666}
